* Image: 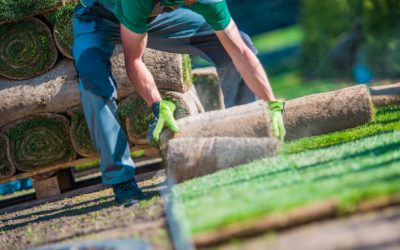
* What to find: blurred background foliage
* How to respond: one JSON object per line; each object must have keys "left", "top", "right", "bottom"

{"left": 302, "top": 0, "right": 400, "bottom": 80}
{"left": 213, "top": 0, "right": 400, "bottom": 100}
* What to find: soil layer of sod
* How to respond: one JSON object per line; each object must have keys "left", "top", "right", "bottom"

{"left": 173, "top": 105, "right": 400, "bottom": 243}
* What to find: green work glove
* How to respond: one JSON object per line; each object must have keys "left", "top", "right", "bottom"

{"left": 160, "top": 0, "right": 184, "bottom": 7}
{"left": 148, "top": 100, "right": 179, "bottom": 147}
{"left": 267, "top": 101, "right": 286, "bottom": 142}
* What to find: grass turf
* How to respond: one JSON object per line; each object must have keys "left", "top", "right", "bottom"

{"left": 173, "top": 105, "right": 400, "bottom": 235}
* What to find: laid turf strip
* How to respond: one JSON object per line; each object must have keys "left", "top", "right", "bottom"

{"left": 0, "top": 17, "right": 58, "bottom": 80}
{"left": 173, "top": 105, "right": 400, "bottom": 235}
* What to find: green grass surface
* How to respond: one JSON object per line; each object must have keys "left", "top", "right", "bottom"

{"left": 269, "top": 70, "right": 352, "bottom": 100}
{"left": 252, "top": 25, "right": 303, "bottom": 53}
{"left": 174, "top": 106, "right": 400, "bottom": 235}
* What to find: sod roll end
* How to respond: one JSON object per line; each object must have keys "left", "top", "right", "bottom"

{"left": 0, "top": 0, "right": 63, "bottom": 24}
{"left": 46, "top": 3, "right": 75, "bottom": 60}
{"left": 0, "top": 17, "right": 58, "bottom": 80}
{"left": 3, "top": 113, "right": 77, "bottom": 171}
{"left": 0, "top": 133, "right": 16, "bottom": 178}
{"left": 167, "top": 137, "right": 279, "bottom": 183}
{"left": 67, "top": 106, "right": 98, "bottom": 157}
{"left": 120, "top": 90, "right": 202, "bottom": 145}
{"left": 284, "top": 85, "right": 374, "bottom": 141}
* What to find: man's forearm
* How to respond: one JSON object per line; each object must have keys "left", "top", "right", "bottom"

{"left": 126, "top": 58, "right": 161, "bottom": 106}
{"left": 120, "top": 25, "right": 161, "bottom": 106}
{"left": 232, "top": 47, "right": 275, "bottom": 101}
{"left": 216, "top": 21, "right": 276, "bottom": 101}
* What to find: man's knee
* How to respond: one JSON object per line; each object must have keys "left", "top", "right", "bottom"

{"left": 76, "top": 48, "right": 116, "bottom": 98}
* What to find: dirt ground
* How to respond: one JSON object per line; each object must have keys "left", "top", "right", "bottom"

{"left": 0, "top": 174, "right": 172, "bottom": 250}
{"left": 2, "top": 172, "right": 400, "bottom": 250}
{"left": 220, "top": 206, "right": 400, "bottom": 250}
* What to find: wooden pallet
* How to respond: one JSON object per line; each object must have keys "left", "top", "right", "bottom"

{"left": 0, "top": 145, "right": 162, "bottom": 199}
{"left": 0, "top": 145, "right": 159, "bottom": 184}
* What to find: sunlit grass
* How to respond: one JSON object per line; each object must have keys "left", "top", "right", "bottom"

{"left": 174, "top": 106, "right": 400, "bottom": 235}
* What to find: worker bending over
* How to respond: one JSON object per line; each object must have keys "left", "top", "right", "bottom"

{"left": 72, "top": 0, "right": 285, "bottom": 204}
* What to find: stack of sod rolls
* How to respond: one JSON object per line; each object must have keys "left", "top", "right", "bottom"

{"left": 0, "top": 44, "right": 200, "bottom": 177}
{"left": 0, "top": 1, "right": 77, "bottom": 80}
{"left": 0, "top": 1, "right": 203, "bottom": 178}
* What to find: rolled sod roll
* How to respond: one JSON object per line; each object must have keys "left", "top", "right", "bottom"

{"left": 3, "top": 113, "right": 77, "bottom": 171}
{"left": 166, "top": 137, "right": 279, "bottom": 183}
{"left": 284, "top": 85, "right": 374, "bottom": 141}
{"left": 0, "top": 133, "right": 16, "bottom": 178}
{"left": 67, "top": 106, "right": 97, "bottom": 158}
{"left": 0, "top": 48, "right": 192, "bottom": 127}
{"left": 46, "top": 2, "right": 75, "bottom": 59}
{"left": 160, "top": 100, "right": 274, "bottom": 151}
{"left": 120, "top": 90, "right": 202, "bottom": 145}
{"left": 0, "top": 17, "right": 58, "bottom": 80}
{"left": 112, "top": 44, "right": 193, "bottom": 93}
{"left": 0, "top": 0, "right": 63, "bottom": 24}
{"left": 192, "top": 67, "right": 225, "bottom": 111}
{"left": 370, "top": 83, "right": 400, "bottom": 107}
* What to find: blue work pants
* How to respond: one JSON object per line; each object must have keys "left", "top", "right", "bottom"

{"left": 72, "top": 6, "right": 258, "bottom": 185}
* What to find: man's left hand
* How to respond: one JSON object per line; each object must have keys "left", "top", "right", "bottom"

{"left": 148, "top": 100, "right": 179, "bottom": 147}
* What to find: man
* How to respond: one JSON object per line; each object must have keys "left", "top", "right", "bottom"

{"left": 72, "top": 0, "right": 285, "bottom": 204}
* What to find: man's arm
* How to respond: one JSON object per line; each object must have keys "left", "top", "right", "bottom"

{"left": 215, "top": 20, "right": 276, "bottom": 101}
{"left": 120, "top": 24, "right": 161, "bottom": 106}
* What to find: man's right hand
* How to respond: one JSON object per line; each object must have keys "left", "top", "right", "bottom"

{"left": 148, "top": 100, "right": 179, "bottom": 147}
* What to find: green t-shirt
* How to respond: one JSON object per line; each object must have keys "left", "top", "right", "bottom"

{"left": 111, "top": 0, "right": 231, "bottom": 34}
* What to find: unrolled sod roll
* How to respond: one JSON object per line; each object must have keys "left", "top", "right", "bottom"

{"left": 0, "top": 17, "right": 58, "bottom": 80}
{"left": 0, "top": 46, "right": 192, "bottom": 128}
{"left": 67, "top": 106, "right": 97, "bottom": 158}
{"left": 370, "top": 83, "right": 400, "bottom": 107}
{"left": 166, "top": 137, "right": 279, "bottom": 183}
{"left": 160, "top": 100, "right": 274, "bottom": 151}
{"left": 192, "top": 67, "right": 224, "bottom": 111}
{"left": 120, "top": 90, "right": 202, "bottom": 145}
{"left": 0, "top": 132, "right": 15, "bottom": 178}
{"left": 3, "top": 113, "right": 77, "bottom": 171}
{"left": 284, "top": 85, "right": 374, "bottom": 141}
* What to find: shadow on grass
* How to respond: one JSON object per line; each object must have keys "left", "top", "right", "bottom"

{"left": 0, "top": 196, "right": 113, "bottom": 224}
{"left": 1, "top": 190, "right": 160, "bottom": 232}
